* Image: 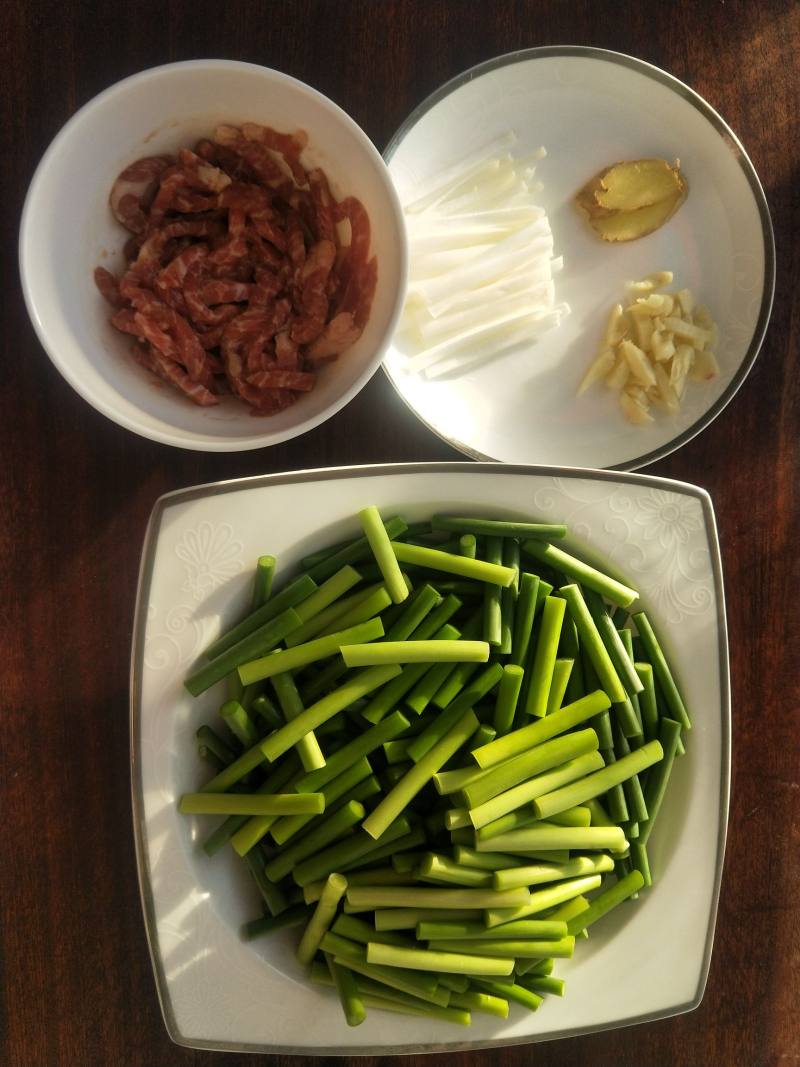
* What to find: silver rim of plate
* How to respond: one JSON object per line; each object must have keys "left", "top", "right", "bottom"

{"left": 382, "top": 46, "right": 776, "bottom": 471}
{"left": 129, "top": 461, "right": 731, "bottom": 1054}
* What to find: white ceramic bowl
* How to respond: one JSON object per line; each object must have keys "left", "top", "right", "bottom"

{"left": 19, "top": 60, "right": 407, "bottom": 451}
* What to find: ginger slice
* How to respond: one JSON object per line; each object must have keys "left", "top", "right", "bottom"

{"left": 586, "top": 190, "right": 684, "bottom": 242}
{"left": 594, "top": 159, "right": 685, "bottom": 211}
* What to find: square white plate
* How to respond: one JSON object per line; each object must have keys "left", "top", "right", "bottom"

{"left": 130, "top": 462, "right": 730, "bottom": 1054}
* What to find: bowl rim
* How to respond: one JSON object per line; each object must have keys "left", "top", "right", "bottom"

{"left": 381, "top": 44, "right": 776, "bottom": 472}
{"left": 18, "top": 58, "right": 408, "bottom": 452}
{"left": 130, "top": 459, "right": 731, "bottom": 1054}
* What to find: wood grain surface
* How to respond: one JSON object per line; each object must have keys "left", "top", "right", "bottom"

{"left": 1, "top": 2, "right": 798, "bottom": 1066}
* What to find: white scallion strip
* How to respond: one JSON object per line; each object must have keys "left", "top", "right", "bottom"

{"left": 425, "top": 306, "right": 570, "bottom": 380}
{"left": 421, "top": 205, "right": 545, "bottom": 227}
{"left": 437, "top": 170, "right": 528, "bottom": 215}
{"left": 408, "top": 246, "right": 494, "bottom": 282}
{"left": 407, "top": 225, "right": 520, "bottom": 254}
{"left": 413, "top": 248, "right": 554, "bottom": 308}
{"left": 397, "top": 136, "right": 566, "bottom": 378}
{"left": 425, "top": 243, "right": 555, "bottom": 321}
{"left": 418, "top": 288, "right": 553, "bottom": 348}
{"left": 417, "top": 221, "right": 552, "bottom": 308}
{"left": 404, "top": 132, "right": 518, "bottom": 214}
{"left": 405, "top": 305, "right": 548, "bottom": 375}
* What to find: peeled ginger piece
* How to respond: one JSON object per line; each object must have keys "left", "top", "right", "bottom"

{"left": 575, "top": 158, "right": 687, "bottom": 241}
{"left": 587, "top": 191, "right": 684, "bottom": 242}
{"left": 594, "top": 159, "right": 686, "bottom": 211}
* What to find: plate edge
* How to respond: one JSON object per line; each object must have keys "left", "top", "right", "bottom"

{"left": 381, "top": 44, "right": 776, "bottom": 472}
{"left": 129, "top": 492, "right": 186, "bottom": 1045}
{"left": 129, "top": 463, "right": 731, "bottom": 1050}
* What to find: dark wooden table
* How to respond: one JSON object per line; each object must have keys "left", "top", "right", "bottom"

{"left": 2, "top": 2, "right": 798, "bottom": 1065}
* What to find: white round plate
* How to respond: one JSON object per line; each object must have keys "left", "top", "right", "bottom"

{"left": 383, "top": 47, "right": 774, "bottom": 470}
